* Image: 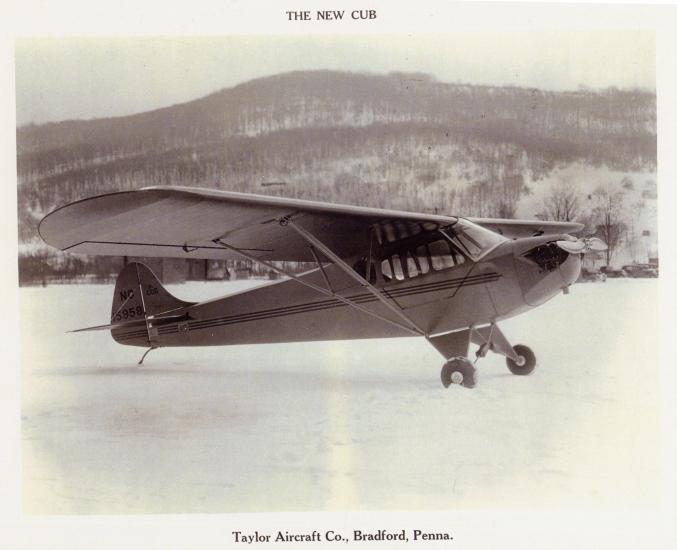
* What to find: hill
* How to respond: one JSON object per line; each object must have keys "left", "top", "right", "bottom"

{"left": 16, "top": 70, "right": 657, "bottom": 279}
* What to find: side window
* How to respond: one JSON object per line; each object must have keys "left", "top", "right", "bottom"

{"left": 428, "top": 240, "right": 456, "bottom": 270}
{"left": 391, "top": 254, "right": 405, "bottom": 281}
{"left": 380, "top": 238, "right": 465, "bottom": 283}
{"left": 381, "top": 258, "right": 393, "bottom": 281}
{"left": 416, "top": 245, "right": 430, "bottom": 274}
{"left": 405, "top": 252, "right": 419, "bottom": 278}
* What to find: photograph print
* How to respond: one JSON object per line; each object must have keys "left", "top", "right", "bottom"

{"left": 16, "top": 31, "right": 658, "bottom": 514}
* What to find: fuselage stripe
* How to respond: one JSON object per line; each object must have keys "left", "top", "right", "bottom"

{"left": 188, "top": 274, "right": 499, "bottom": 329}
{"left": 113, "top": 272, "right": 500, "bottom": 341}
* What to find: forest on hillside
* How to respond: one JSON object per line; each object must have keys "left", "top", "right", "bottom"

{"left": 16, "top": 71, "right": 657, "bottom": 283}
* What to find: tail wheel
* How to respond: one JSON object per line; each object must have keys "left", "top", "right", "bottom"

{"left": 506, "top": 344, "right": 536, "bottom": 375}
{"left": 441, "top": 357, "right": 476, "bottom": 389}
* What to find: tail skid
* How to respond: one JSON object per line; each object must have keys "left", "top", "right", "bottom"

{"left": 137, "top": 346, "right": 157, "bottom": 365}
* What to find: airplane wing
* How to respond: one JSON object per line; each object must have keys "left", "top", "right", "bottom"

{"left": 39, "top": 186, "right": 459, "bottom": 262}
{"left": 467, "top": 217, "right": 584, "bottom": 238}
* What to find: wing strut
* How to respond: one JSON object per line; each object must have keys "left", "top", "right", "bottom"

{"left": 308, "top": 245, "right": 334, "bottom": 293}
{"left": 285, "top": 219, "right": 426, "bottom": 336}
{"left": 211, "top": 238, "right": 423, "bottom": 336}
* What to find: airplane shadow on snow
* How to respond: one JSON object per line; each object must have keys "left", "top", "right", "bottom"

{"left": 42, "top": 362, "right": 451, "bottom": 391}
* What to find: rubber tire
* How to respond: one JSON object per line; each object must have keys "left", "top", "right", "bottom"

{"left": 506, "top": 344, "right": 536, "bottom": 375}
{"left": 441, "top": 357, "right": 476, "bottom": 388}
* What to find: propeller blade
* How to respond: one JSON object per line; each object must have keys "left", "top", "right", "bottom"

{"left": 586, "top": 237, "right": 608, "bottom": 251}
{"left": 555, "top": 240, "right": 587, "bottom": 254}
{"left": 556, "top": 236, "right": 608, "bottom": 254}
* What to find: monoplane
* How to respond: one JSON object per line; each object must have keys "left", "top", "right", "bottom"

{"left": 39, "top": 186, "right": 606, "bottom": 388}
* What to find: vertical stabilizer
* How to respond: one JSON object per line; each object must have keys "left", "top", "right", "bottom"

{"left": 110, "top": 262, "right": 194, "bottom": 347}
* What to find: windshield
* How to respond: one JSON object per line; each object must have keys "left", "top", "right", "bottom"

{"left": 440, "top": 219, "right": 507, "bottom": 260}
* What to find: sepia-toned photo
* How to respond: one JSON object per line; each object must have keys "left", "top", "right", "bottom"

{"left": 10, "top": 10, "right": 668, "bottom": 543}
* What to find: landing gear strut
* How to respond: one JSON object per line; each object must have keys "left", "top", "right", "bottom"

{"left": 428, "top": 323, "right": 537, "bottom": 388}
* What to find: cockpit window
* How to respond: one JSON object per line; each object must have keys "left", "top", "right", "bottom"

{"left": 415, "top": 247, "right": 430, "bottom": 274}
{"left": 391, "top": 254, "right": 405, "bottom": 281}
{"left": 440, "top": 219, "right": 507, "bottom": 260}
{"left": 380, "top": 257, "right": 405, "bottom": 282}
{"left": 381, "top": 239, "right": 465, "bottom": 282}
{"left": 404, "top": 252, "right": 419, "bottom": 278}
{"left": 377, "top": 220, "right": 503, "bottom": 284}
{"left": 428, "top": 240, "right": 457, "bottom": 270}
{"left": 381, "top": 258, "right": 393, "bottom": 281}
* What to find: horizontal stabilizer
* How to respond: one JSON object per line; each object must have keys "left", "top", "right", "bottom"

{"left": 69, "top": 319, "right": 147, "bottom": 333}
{"left": 69, "top": 313, "right": 190, "bottom": 333}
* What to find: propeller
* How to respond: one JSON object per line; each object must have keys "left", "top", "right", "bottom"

{"left": 555, "top": 236, "right": 608, "bottom": 254}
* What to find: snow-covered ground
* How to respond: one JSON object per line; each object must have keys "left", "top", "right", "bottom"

{"left": 20, "top": 278, "right": 659, "bottom": 514}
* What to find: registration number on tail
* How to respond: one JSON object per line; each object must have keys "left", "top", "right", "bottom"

{"left": 114, "top": 305, "right": 144, "bottom": 321}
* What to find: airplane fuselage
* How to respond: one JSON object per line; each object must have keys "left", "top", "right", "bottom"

{"left": 113, "top": 234, "right": 581, "bottom": 349}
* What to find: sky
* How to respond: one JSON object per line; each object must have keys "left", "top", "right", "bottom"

{"left": 15, "top": 31, "right": 655, "bottom": 126}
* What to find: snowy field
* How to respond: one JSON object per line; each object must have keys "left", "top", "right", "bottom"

{"left": 20, "top": 278, "right": 659, "bottom": 514}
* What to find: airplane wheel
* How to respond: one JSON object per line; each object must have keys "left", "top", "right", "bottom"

{"left": 506, "top": 344, "right": 536, "bottom": 375}
{"left": 441, "top": 357, "right": 476, "bottom": 388}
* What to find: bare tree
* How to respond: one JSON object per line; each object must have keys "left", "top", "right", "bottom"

{"left": 589, "top": 185, "right": 627, "bottom": 266}
{"left": 537, "top": 182, "right": 581, "bottom": 222}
